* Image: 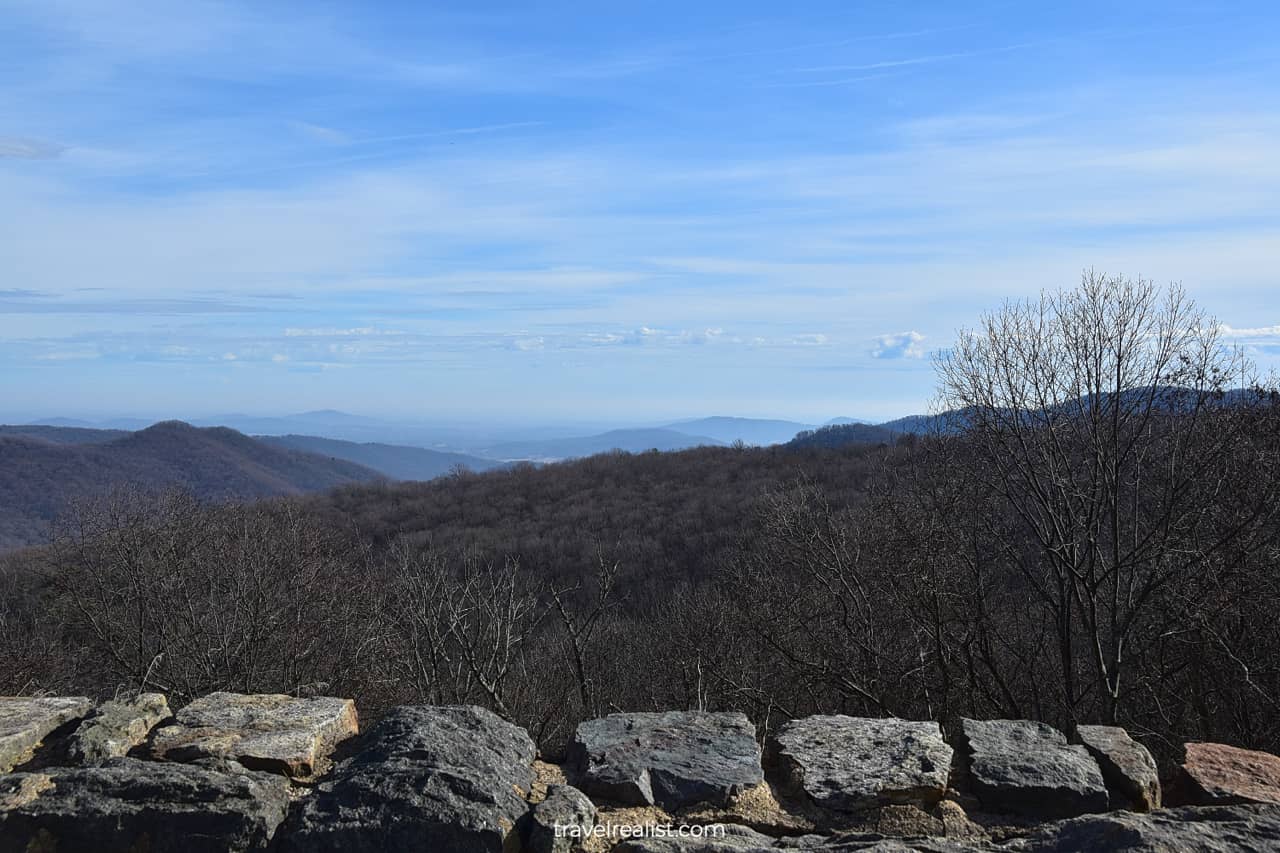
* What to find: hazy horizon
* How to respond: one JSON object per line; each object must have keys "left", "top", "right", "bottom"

{"left": 3, "top": 1, "right": 1279, "bottom": 421}
{"left": 0, "top": 408, "right": 880, "bottom": 432}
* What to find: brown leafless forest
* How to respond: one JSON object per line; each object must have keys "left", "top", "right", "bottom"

{"left": 3, "top": 275, "right": 1278, "bottom": 766}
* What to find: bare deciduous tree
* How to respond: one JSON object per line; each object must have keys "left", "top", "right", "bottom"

{"left": 549, "top": 547, "right": 623, "bottom": 719}
{"left": 935, "top": 272, "right": 1280, "bottom": 725}
{"left": 384, "top": 546, "right": 548, "bottom": 720}
{"left": 731, "top": 478, "right": 910, "bottom": 718}
{"left": 50, "top": 489, "right": 377, "bottom": 704}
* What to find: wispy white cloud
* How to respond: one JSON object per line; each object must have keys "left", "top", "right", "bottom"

{"left": 198, "top": 122, "right": 549, "bottom": 179}
{"left": 292, "top": 122, "right": 349, "bottom": 144}
{"left": 772, "top": 42, "right": 1037, "bottom": 88}
{"left": 284, "top": 327, "right": 407, "bottom": 337}
{"left": 788, "top": 47, "right": 1012, "bottom": 75}
{"left": 1220, "top": 324, "right": 1280, "bottom": 338}
{"left": 35, "top": 349, "right": 98, "bottom": 361}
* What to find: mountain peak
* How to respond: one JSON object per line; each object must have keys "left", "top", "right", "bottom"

{"left": 139, "top": 420, "right": 197, "bottom": 433}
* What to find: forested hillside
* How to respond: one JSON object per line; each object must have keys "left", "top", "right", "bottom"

{"left": 0, "top": 425, "right": 130, "bottom": 445}
{"left": 0, "top": 422, "right": 381, "bottom": 549}
{"left": 787, "top": 422, "right": 900, "bottom": 448}
{"left": 307, "top": 443, "right": 881, "bottom": 591}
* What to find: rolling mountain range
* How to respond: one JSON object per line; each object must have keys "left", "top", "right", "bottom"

{"left": 479, "top": 428, "right": 727, "bottom": 461}
{"left": 259, "top": 434, "right": 507, "bottom": 480}
{"left": 0, "top": 411, "right": 912, "bottom": 550}
{"left": 15, "top": 412, "right": 868, "bottom": 458}
{"left": 6, "top": 388, "right": 1263, "bottom": 551}
{"left": 661, "top": 417, "right": 815, "bottom": 446}
{"left": 18, "top": 412, "right": 618, "bottom": 453}
{"left": 0, "top": 422, "right": 383, "bottom": 550}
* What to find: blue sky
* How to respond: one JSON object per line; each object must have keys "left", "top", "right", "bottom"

{"left": 2, "top": 0, "right": 1279, "bottom": 424}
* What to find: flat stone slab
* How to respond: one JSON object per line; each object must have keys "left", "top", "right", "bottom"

{"left": 0, "top": 696, "right": 92, "bottom": 772}
{"left": 1005, "top": 803, "right": 1280, "bottom": 852}
{"left": 1075, "top": 725, "right": 1160, "bottom": 811}
{"left": 277, "top": 704, "right": 536, "bottom": 853}
{"left": 1180, "top": 742, "right": 1280, "bottom": 805}
{"left": 149, "top": 691, "right": 357, "bottom": 777}
{"left": 68, "top": 692, "right": 172, "bottom": 764}
{"left": 0, "top": 757, "right": 290, "bottom": 853}
{"left": 569, "top": 711, "right": 763, "bottom": 809}
{"left": 960, "top": 719, "right": 1107, "bottom": 818}
{"left": 613, "top": 805, "right": 1280, "bottom": 851}
{"left": 768, "top": 715, "right": 953, "bottom": 811}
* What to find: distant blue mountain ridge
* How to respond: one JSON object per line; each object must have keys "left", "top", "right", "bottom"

{"left": 21, "top": 388, "right": 1266, "bottom": 463}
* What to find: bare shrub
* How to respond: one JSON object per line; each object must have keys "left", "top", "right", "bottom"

{"left": 49, "top": 489, "right": 378, "bottom": 705}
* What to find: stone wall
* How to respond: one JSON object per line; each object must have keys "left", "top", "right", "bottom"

{"left": 1, "top": 692, "right": 1278, "bottom": 851}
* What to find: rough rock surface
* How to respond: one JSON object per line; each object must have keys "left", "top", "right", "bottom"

{"left": 1074, "top": 724, "right": 1160, "bottom": 812}
{"left": 1005, "top": 803, "right": 1280, "bottom": 852}
{"left": 768, "top": 716, "right": 953, "bottom": 812}
{"left": 0, "top": 756, "right": 290, "bottom": 853}
{"left": 569, "top": 711, "right": 763, "bottom": 809}
{"left": 278, "top": 704, "right": 536, "bottom": 853}
{"left": 5, "top": 690, "right": 1279, "bottom": 853}
{"left": 682, "top": 781, "right": 816, "bottom": 836}
{"left": 875, "top": 804, "right": 943, "bottom": 836}
{"left": 149, "top": 691, "right": 357, "bottom": 777}
{"left": 932, "top": 801, "right": 986, "bottom": 841}
{"left": 68, "top": 692, "right": 172, "bottom": 764}
{"left": 960, "top": 719, "right": 1107, "bottom": 818}
{"left": 612, "top": 805, "right": 1280, "bottom": 852}
{"left": 528, "top": 783, "right": 597, "bottom": 853}
{"left": 0, "top": 696, "right": 92, "bottom": 772}
{"left": 1178, "top": 741, "right": 1280, "bottom": 805}
{"left": 613, "top": 823, "right": 979, "bottom": 851}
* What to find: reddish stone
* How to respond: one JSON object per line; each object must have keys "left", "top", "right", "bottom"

{"left": 1180, "top": 742, "right": 1280, "bottom": 805}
